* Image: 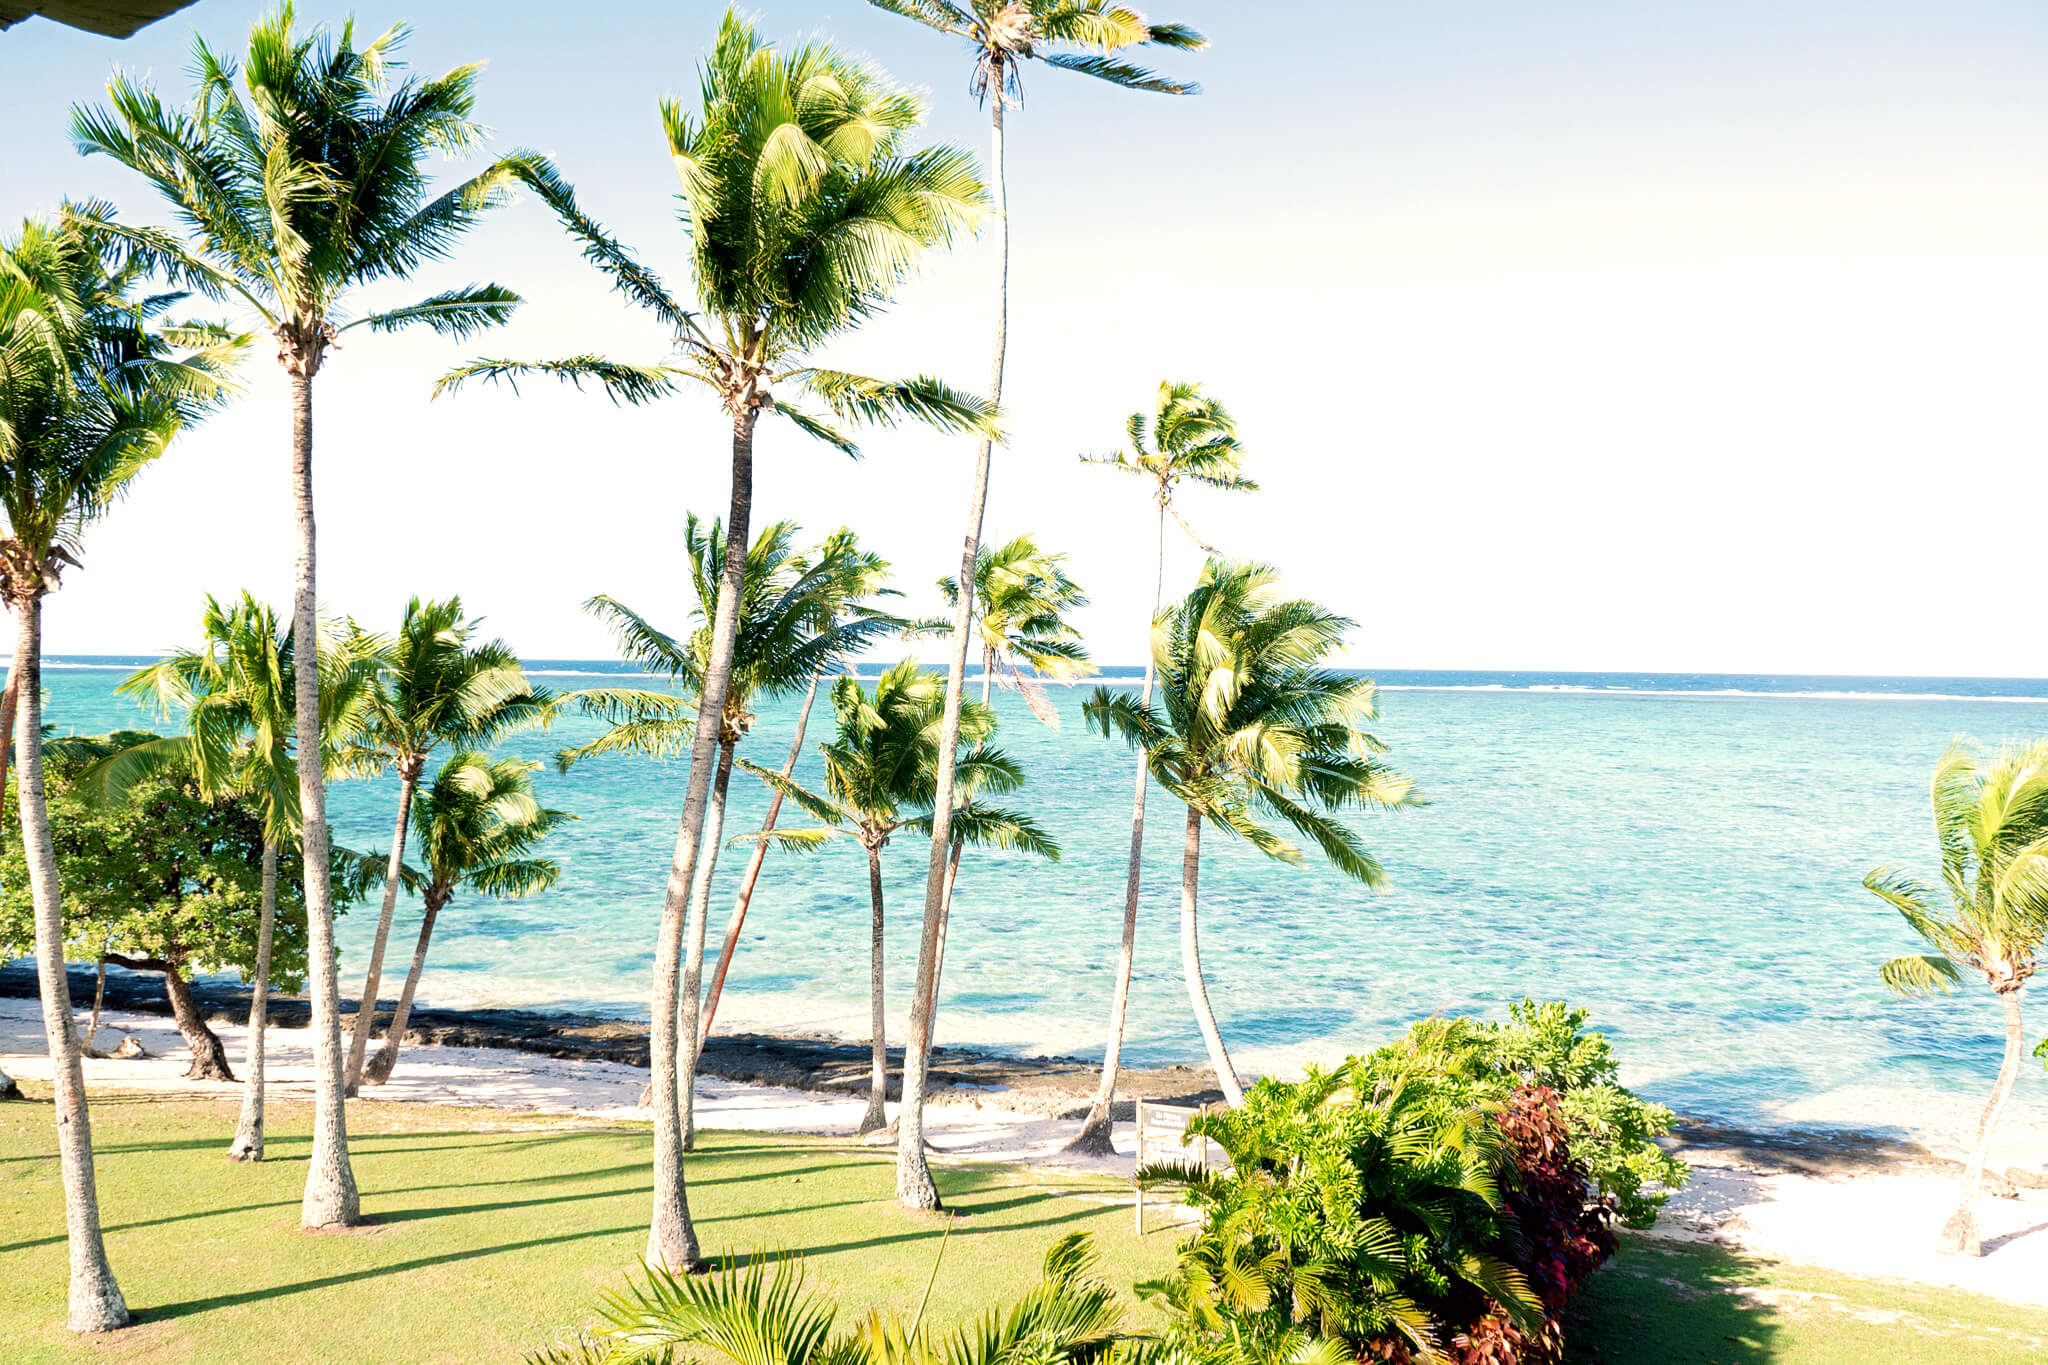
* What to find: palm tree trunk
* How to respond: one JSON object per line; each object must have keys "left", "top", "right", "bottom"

{"left": 84, "top": 951, "right": 108, "bottom": 1057}
{"left": 14, "top": 596, "right": 129, "bottom": 1331}
{"left": 679, "top": 738, "right": 736, "bottom": 1149}
{"left": 345, "top": 765, "right": 420, "bottom": 1095}
{"left": 288, "top": 365, "right": 359, "bottom": 1230}
{"left": 699, "top": 671, "right": 822, "bottom": 1054}
{"left": 362, "top": 890, "right": 446, "bottom": 1086}
{"left": 646, "top": 403, "right": 757, "bottom": 1272}
{"left": 0, "top": 667, "right": 18, "bottom": 1102}
{"left": 899, "top": 89, "right": 1010, "bottom": 1213}
{"left": 1069, "top": 504, "right": 1170, "bottom": 1155}
{"left": 1939, "top": 987, "right": 2026, "bottom": 1256}
{"left": 925, "top": 657, "right": 995, "bottom": 1026}
{"left": 228, "top": 837, "right": 279, "bottom": 1161}
{"left": 1179, "top": 804, "right": 1243, "bottom": 1108}
{"left": 857, "top": 842, "right": 890, "bottom": 1138}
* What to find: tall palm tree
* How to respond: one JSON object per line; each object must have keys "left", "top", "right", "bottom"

{"left": 697, "top": 528, "right": 900, "bottom": 1053}
{"left": 110, "top": 592, "right": 376, "bottom": 1159}
{"left": 437, "top": 9, "right": 993, "bottom": 1269}
{"left": 865, "top": 0, "right": 1207, "bottom": 1212}
{"left": 558, "top": 517, "right": 897, "bottom": 1145}
{"left": 1865, "top": 739, "right": 2048, "bottom": 1257}
{"left": 1070, "top": 380, "right": 1249, "bottom": 1154}
{"left": 343, "top": 598, "right": 546, "bottom": 1094}
{"left": 75, "top": 7, "right": 526, "bottom": 1230}
{"left": 741, "top": 660, "right": 1055, "bottom": 1136}
{"left": 0, "top": 210, "right": 242, "bottom": 1333}
{"left": 362, "top": 752, "right": 570, "bottom": 1083}
{"left": 1084, "top": 561, "right": 1420, "bottom": 1109}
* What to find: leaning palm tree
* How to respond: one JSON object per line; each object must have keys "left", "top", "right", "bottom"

{"left": 0, "top": 209, "right": 242, "bottom": 1333}
{"left": 1070, "top": 380, "right": 1249, "bottom": 1153}
{"left": 558, "top": 517, "right": 896, "bottom": 1145}
{"left": 362, "top": 752, "right": 571, "bottom": 1084}
{"left": 1084, "top": 561, "right": 1420, "bottom": 1108}
{"left": 697, "top": 529, "right": 900, "bottom": 1054}
{"left": 436, "top": 9, "right": 992, "bottom": 1269}
{"left": 1865, "top": 739, "right": 2048, "bottom": 1256}
{"left": 866, "top": 0, "right": 1207, "bottom": 1211}
{"left": 75, "top": 7, "right": 526, "bottom": 1229}
{"left": 109, "top": 593, "right": 377, "bottom": 1159}
{"left": 343, "top": 598, "right": 546, "bottom": 1094}
{"left": 740, "top": 660, "right": 1055, "bottom": 1136}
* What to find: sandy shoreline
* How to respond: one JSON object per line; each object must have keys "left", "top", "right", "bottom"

{"left": 7, "top": 979, "right": 2048, "bottom": 1310}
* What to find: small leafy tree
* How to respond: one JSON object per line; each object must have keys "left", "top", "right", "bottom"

{"left": 1864, "top": 738, "right": 2048, "bottom": 1256}
{"left": 0, "top": 735, "right": 309, "bottom": 1081}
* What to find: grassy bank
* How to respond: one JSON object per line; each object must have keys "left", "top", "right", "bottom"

{"left": 2, "top": 1091, "right": 2043, "bottom": 1363}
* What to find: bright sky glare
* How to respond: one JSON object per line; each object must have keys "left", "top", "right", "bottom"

{"left": 2, "top": 1, "right": 2044, "bottom": 675}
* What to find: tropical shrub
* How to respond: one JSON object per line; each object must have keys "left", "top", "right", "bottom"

{"left": 1372, "top": 999, "right": 1688, "bottom": 1229}
{"left": 1140, "top": 1002, "right": 1684, "bottom": 1365}
{"left": 526, "top": 1230, "right": 1125, "bottom": 1365}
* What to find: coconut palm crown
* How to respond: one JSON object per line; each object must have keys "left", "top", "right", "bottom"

{"left": 1082, "top": 380, "right": 1253, "bottom": 553}
{"left": 71, "top": 8, "right": 525, "bottom": 371}
{"left": 937, "top": 534, "right": 1092, "bottom": 726}
{"left": 1864, "top": 738, "right": 2048, "bottom": 1256}
{"left": 1086, "top": 561, "right": 1418, "bottom": 877}
{"left": 437, "top": 9, "right": 997, "bottom": 452}
{"left": 870, "top": 1, "right": 1206, "bottom": 106}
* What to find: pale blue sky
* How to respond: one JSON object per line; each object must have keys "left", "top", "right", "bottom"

{"left": 2, "top": 2, "right": 2044, "bottom": 672}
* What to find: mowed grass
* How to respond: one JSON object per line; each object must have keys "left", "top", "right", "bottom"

{"left": 0, "top": 1089, "right": 1173, "bottom": 1364}
{"left": 4, "top": 1092, "right": 2047, "bottom": 1364}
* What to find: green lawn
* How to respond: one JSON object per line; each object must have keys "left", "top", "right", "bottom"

{"left": 2, "top": 1091, "right": 2044, "bottom": 1364}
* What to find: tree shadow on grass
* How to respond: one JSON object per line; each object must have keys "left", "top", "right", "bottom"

{"left": 131, "top": 1223, "right": 647, "bottom": 1322}
{"left": 1567, "top": 1238, "right": 1785, "bottom": 1363}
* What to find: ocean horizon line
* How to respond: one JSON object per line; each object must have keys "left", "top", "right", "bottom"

{"left": 19, "top": 655, "right": 2048, "bottom": 703}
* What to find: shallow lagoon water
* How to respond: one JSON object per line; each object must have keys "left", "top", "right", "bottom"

{"left": 32, "top": 660, "right": 2048, "bottom": 1157}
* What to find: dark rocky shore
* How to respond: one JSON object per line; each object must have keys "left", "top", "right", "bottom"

{"left": 9, "top": 961, "right": 2028, "bottom": 1186}
{"left": 0, "top": 961, "right": 1224, "bottom": 1118}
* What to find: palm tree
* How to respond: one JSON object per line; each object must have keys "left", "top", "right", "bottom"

{"left": 362, "top": 752, "right": 571, "bottom": 1084}
{"left": 0, "top": 210, "right": 242, "bottom": 1333}
{"left": 697, "top": 529, "right": 899, "bottom": 1054}
{"left": 558, "top": 517, "right": 897, "bottom": 1145}
{"left": 75, "top": 7, "right": 526, "bottom": 1230}
{"left": 1070, "top": 380, "right": 1249, "bottom": 1154}
{"left": 865, "top": 0, "right": 1207, "bottom": 1212}
{"left": 530, "top": 1230, "right": 1124, "bottom": 1365}
{"left": 343, "top": 598, "right": 546, "bottom": 1094}
{"left": 893, "top": 535, "right": 1088, "bottom": 1162}
{"left": 110, "top": 592, "right": 376, "bottom": 1158}
{"left": 436, "top": 9, "right": 993, "bottom": 1269}
{"left": 1865, "top": 739, "right": 2048, "bottom": 1256}
{"left": 1084, "top": 561, "right": 1420, "bottom": 1108}
{"left": 741, "top": 660, "right": 1055, "bottom": 1136}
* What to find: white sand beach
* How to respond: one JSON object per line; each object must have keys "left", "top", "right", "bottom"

{"left": 6, "top": 996, "right": 2048, "bottom": 1311}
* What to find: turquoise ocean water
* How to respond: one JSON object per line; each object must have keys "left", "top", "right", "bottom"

{"left": 28, "top": 660, "right": 2048, "bottom": 1157}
